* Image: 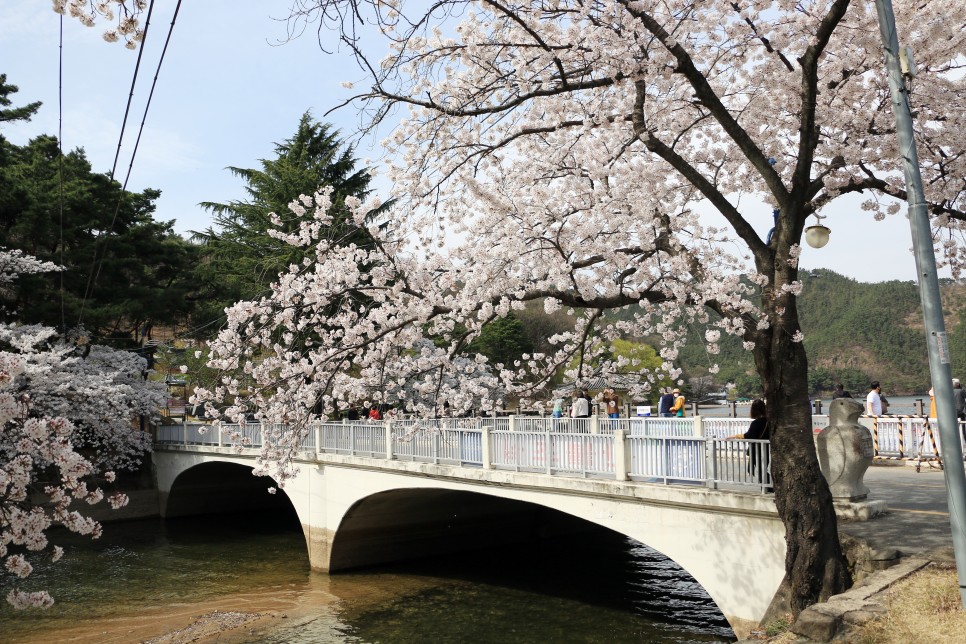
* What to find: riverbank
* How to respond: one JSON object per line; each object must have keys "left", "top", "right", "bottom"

{"left": 741, "top": 560, "right": 965, "bottom": 643}
{"left": 8, "top": 588, "right": 299, "bottom": 644}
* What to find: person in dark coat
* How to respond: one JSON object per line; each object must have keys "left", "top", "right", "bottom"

{"left": 727, "top": 399, "right": 771, "bottom": 491}
{"left": 658, "top": 388, "right": 675, "bottom": 417}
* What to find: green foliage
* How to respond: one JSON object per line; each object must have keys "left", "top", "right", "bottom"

{"left": 0, "top": 124, "right": 198, "bottom": 345}
{"left": 609, "top": 338, "right": 664, "bottom": 373}
{"left": 190, "top": 112, "right": 386, "bottom": 333}
{"left": 808, "top": 366, "right": 869, "bottom": 396}
{"left": 594, "top": 268, "right": 960, "bottom": 395}
{"left": 467, "top": 313, "right": 534, "bottom": 368}
{"left": 763, "top": 615, "right": 792, "bottom": 637}
{"left": 0, "top": 73, "right": 41, "bottom": 127}
{"left": 796, "top": 269, "right": 927, "bottom": 393}
{"left": 514, "top": 300, "right": 577, "bottom": 354}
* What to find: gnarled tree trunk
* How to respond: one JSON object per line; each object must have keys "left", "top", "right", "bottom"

{"left": 755, "top": 321, "right": 851, "bottom": 614}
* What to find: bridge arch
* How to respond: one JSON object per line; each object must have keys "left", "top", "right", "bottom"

{"left": 153, "top": 447, "right": 784, "bottom": 636}
{"left": 162, "top": 461, "right": 293, "bottom": 519}
{"left": 329, "top": 487, "right": 732, "bottom": 632}
{"left": 330, "top": 488, "right": 597, "bottom": 571}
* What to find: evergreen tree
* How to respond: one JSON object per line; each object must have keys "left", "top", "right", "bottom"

{"left": 0, "top": 74, "right": 41, "bottom": 126}
{"left": 0, "top": 77, "right": 197, "bottom": 345}
{"left": 191, "top": 112, "right": 387, "bottom": 332}
{"left": 466, "top": 313, "right": 534, "bottom": 369}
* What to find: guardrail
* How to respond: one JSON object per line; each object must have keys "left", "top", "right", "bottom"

{"left": 154, "top": 413, "right": 964, "bottom": 493}
{"left": 156, "top": 418, "right": 775, "bottom": 493}
{"left": 856, "top": 415, "right": 958, "bottom": 463}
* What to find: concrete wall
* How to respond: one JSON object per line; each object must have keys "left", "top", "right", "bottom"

{"left": 153, "top": 447, "right": 785, "bottom": 636}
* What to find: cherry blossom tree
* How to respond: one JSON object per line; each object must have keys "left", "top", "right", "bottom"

{"left": 65, "top": 0, "right": 966, "bottom": 615}
{"left": 0, "top": 249, "right": 160, "bottom": 608}
{"left": 9, "top": 328, "right": 165, "bottom": 472}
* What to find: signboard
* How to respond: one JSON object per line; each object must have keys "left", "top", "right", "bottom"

{"left": 636, "top": 406, "right": 652, "bottom": 417}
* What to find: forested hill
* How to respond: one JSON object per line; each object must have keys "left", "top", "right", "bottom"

{"left": 795, "top": 270, "right": 921, "bottom": 394}
{"left": 670, "top": 269, "right": 966, "bottom": 396}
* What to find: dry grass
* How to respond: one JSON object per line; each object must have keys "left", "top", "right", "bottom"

{"left": 852, "top": 564, "right": 966, "bottom": 643}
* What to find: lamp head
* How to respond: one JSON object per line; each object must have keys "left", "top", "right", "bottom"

{"left": 804, "top": 212, "right": 830, "bottom": 249}
{"left": 805, "top": 224, "right": 831, "bottom": 249}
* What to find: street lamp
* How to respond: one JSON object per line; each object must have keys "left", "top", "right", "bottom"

{"left": 804, "top": 213, "right": 831, "bottom": 249}
{"left": 873, "top": 0, "right": 966, "bottom": 609}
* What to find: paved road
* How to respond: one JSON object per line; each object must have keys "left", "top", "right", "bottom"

{"left": 839, "top": 462, "right": 960, "bottom": 561}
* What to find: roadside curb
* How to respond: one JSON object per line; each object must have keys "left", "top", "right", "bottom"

{"left": 757, "top": 557, "right": 931, "bottom": 643}
{"left": 735, "top": 557, "right": 933, "bottom": 643}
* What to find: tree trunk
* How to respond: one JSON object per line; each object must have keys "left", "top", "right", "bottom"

{"left": 756, "top": 331, "right": 851, "bottom": 615}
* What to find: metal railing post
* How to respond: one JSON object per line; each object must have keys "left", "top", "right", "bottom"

{"left": 481, "top": 427, "right": 492, "bottom": 469}
{"left": 545, "top": 430, "right": 552, "bottom": 474}
{"left": 705, "top": 437, "right": 717, "bottom": 489}
{"left": 614, "top": 429, "right": 628, "bottom": 481}
{"left": 385, "top": 420, "right": 394, "bottom": 460}
{"left": 693, "top": 415, "right": 704, "bottom": 437}
{"left": 508, "top": 414, "right": 516, "bottom": 432}
{"left": 591, "top": 415, "right": 599, "bottom": 434}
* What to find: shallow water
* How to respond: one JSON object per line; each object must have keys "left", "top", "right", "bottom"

{"left": 1, "top": 510, "right": 736, "bottom": 643}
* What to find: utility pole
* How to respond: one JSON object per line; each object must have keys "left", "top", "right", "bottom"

{"left": 874, "top": 0, "right": 966, "bottom": 608}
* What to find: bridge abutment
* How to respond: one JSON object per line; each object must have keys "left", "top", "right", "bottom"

{"left": 303, "top": 524, "right": 335, "bottom": 571}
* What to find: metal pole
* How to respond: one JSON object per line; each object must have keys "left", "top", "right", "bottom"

{"left": 874, "top": 0, "right": 966, "bottom": 608}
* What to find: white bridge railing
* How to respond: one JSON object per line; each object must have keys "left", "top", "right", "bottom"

{"left": 155, "top": 413, "right": 962, "bottom": 495}
{"left": 156, "top": 416, "right": 775, "bottom": 493}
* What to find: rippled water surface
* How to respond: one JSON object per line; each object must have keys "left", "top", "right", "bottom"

{"left": 1, "top": 510, "right": 736, "bottom": 643}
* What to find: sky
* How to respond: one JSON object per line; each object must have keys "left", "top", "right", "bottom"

{"left": 0, "top": 1, "right": 935, "bottom": 284}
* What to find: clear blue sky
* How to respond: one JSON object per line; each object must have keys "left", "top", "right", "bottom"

{"left": 1, "top": 0, "right": 928, "bottom": 283}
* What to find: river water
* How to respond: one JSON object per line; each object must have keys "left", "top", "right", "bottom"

{"left": 1, "top": 508, "right": 736, "bottom": 643}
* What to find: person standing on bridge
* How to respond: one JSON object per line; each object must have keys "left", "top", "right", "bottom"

{"left": 571, "top": 390, "right": 590, "bottom": 419}
{"left": 603, "top": 388, "right": 620, "bottom": 419}
{"left": 346, "top": 403, "right": 360, "bottom": 421}
{"left": 670, "top": 388, "right": 686, "bottom": 417}
{"left": 658, "top": 387, "right": 674, "bottom": 417}
{"left": 551, "top": 396, "right": 565, "bottom": 419}
{"left": 726, "top": 399, "right": 771, "bottom": 491}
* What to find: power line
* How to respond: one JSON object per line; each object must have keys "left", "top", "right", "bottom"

{"left": 58, "top": 13, "right": 66, "bottom": 336}
{"left": 108, "top": 3, "right": 157, "bottom": 183}
{"left": 78, "top": 1, "right": 185, "bottom": 328}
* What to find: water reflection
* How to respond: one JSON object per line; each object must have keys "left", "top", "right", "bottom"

{"left": 1, "top": 510, "right": 735, "bottom": 643}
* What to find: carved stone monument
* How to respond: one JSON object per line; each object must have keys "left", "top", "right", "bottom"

{"left": 815, "top": 397, "right": 887, "bottom": 520}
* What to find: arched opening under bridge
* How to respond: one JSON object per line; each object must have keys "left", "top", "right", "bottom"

{"left": 329, "top": 488, "right": 734, "bottom": 638}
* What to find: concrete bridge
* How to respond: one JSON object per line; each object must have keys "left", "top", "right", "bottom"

{"left": 154, "top": 418, "right": 785, "bottom": 635}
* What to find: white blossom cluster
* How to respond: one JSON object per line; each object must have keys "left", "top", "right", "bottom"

{"left": 0, "top": 250, "right": 155, "bottom": 609}
{"left": 52, "top": 0, "right": 146, "bottom": 49}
